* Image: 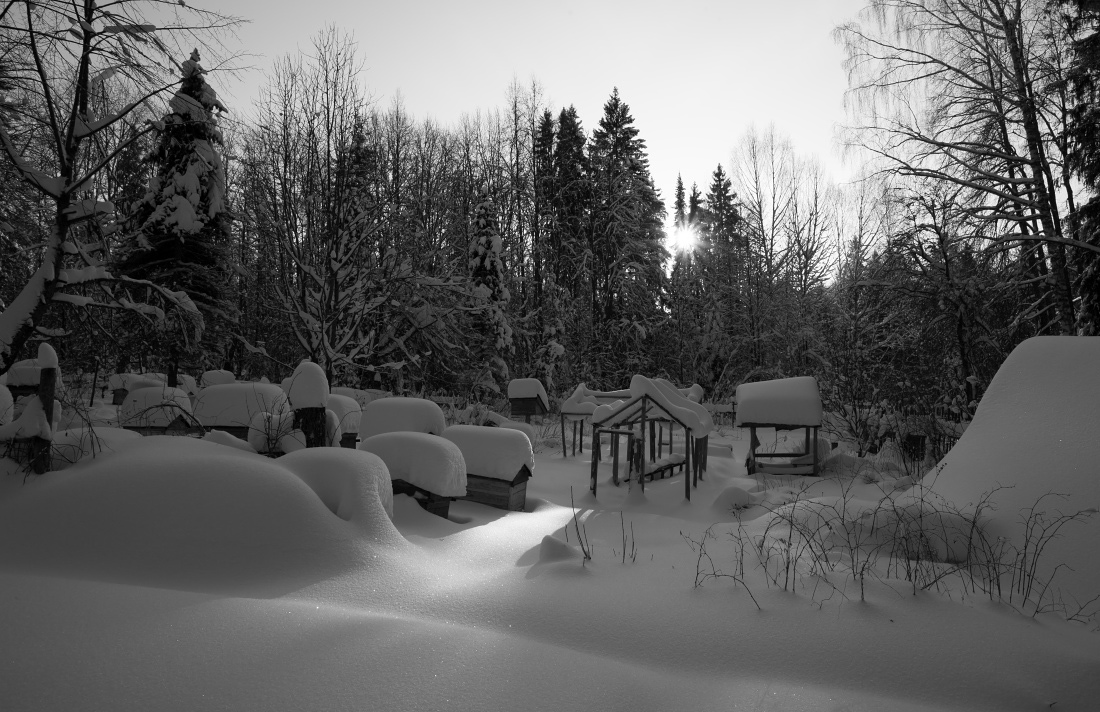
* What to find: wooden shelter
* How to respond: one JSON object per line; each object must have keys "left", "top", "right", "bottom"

{"left": 734, "top": 376, "right": 824, "bottom": 477}
{"left": 590, "top": 393, "right": 705, "bottom": 500}
{"left": 507, "top": 378, "right": 549, "bottom": 424}
{"left": 460, "top": 465, "right": 533, "bottom": 511}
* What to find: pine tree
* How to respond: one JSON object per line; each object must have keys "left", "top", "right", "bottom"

{"left": 1062, "top": 0, "right": 1100, "bottom": 333}
{"left": 469, "top": 186, "right": 512, "bottom": 395}
{"left": 673, "top": 174, "right": 687, "bottom": 229}
{"left": 119, "top": 49, "right": 234, "bottom": 381}
{"left": 588, "top": 88, "right": 667, "bottom": 382}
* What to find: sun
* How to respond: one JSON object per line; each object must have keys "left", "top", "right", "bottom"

{"left": 669, "top": 225, "right": 698, "bottom": 253}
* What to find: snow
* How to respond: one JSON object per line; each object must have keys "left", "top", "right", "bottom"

{"left": 0, "top": 437, "right": 398, "bottom": 594}
{"left": 0, "top": 395, "right": 51, "bottom": 441}
{"left": 4, "top": 355, "right": 63, "bottom": 388}
{"left": 0, "top": 384, "right": 12, "bottom": 425}
{"left": 483, "top": 410, "right": 537, "bottom": 443}
{"left": 561, "top": 382, "right": 633, "bottom": 416}
{"left": 200, "top": 369, "right": 236, "bottom": 388}
{"left": 118, "top": 386, "right": 192, "bottom": 428}
{"left": 107, "top": 373, "right": 164, "bottom": 392}
{"left": 359, "top": 397, "right": 446, "bottom": 439}
{"left": 905, "top": 336, "right": 1100, "bottom": 610}
{"left": 285, "top": 361, "right": 329, "bottom": 409}
{"left": 50, "top": 427, "right": 142, "bottom": 470}
{"left": 3, "top": 341, "right": 1100, "bottom": 712}
{"left": 202, "top": 428, "right": 258, "bottom": 454}
{"left": 330, "top": 386, "right": 391, "bottom": 411}
{"left": 734, "top": 376, "right": 823, "bottom": 427}
{"left": 442, "top": 424, "right": 534, "bottom": 481}
{"left": 36, "top": 343, "right": 57, "bottom": 369}
{"left": 247, "top": 411, "right": 294, "bottom": 454}
{"left": 193, "top": 383, "right": 291, "bottom": 429}
{"left": 620, "top": 374, "right": 714, "bottom": 436}
{"left": 326, "top": 394, "right": 362, "bottom": 436}
{"left": 507, "top": 378, "right": 549, "bottom": 410}
{"left": 358, "top": 432, "right": 467, "bottom": 497}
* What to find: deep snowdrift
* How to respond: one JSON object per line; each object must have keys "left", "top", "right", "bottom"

{"left": 910, "top": 336, "right": 1100, "bottom": 609}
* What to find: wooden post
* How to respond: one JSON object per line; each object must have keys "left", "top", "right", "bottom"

{"left": 590, "top": 426, "right": 599, "bottom": 496}
{"left": 30, "top": 366, "right": 56, "bottom": 475}
{"left": 560, "top": 413, "right": 567, "bottom": 459}
{"left": 294, "top": 407, "right": 326, "bottom": 448}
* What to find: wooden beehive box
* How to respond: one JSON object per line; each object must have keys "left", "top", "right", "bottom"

{"left": 460, "top": 464, "right": 532, "bottom": 511}
{"left": 392, "top": 479, "right": 452, "bottom": 518}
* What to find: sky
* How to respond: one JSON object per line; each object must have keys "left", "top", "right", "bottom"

{"left": 211, "top": 0, "right": 870, "bottom": 209}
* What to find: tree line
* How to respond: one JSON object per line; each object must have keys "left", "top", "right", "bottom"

{"left": 1, "top": 1, "right": 1097, "bottom": 454}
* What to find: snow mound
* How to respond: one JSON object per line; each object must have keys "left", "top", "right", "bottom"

{"left": 628, "top": 374, "right": 714, "bottom": 436}
{"left": 537, "top": 534, "right": 583, "bottom": 563}
{"left": 326, "top": 393, "right": 361, "bottom": 435}
{"left": 359, "top": 397, "right": 446, "bottom": 439}
{"left": 193, "top": 383, "right": 290, "bottom": 428}
{"left": 200, "top": 369, "right": 236, "bottom": 387}
{"left": 202, "top": 429, "right": 257, "bottom": 453}
{"left": 3, "top": 352, "right": 64, "bottom": 390}
{"left": 0, "top": 437, "right": 378, "bottom": 592}
{"left": 247, "top": 411, "right": 294, "bottom": 454}
{"left": 107, "top": 373, "right": 164, "bottom": 393}
{"left": 0, "top": 384, "right": 12, "bottom": 425}
{"left": 330, "top": 387, "right": 391, "bottom": 411}
{"left": 909, "top": 336, "right": 1100, "bottom": 605}
{"left": 735, "top": 376, "right": 822, "bottom": 427}
{"left": 286, "top": 361, "right": 329, "bottom": 409}
{"left": 51, "top": 427, "right": 142, "bottom": 469}
{"left": 442, "top": 424, "right": 534, "bottom": 481}
{"left": 278, "top": 447, "right": 396, "bottom": 523}
{"left": 0, "top": 395, "right": 51, "bottom": 441}
{"left": 118, "top": 386, "right": 193, "bottom": 428}
{"left": 483, "top": 410, "right": 537, "bottom": 443}
{"left": 359, "top": 432, "right": 466, "bottom": 497}
{"left": 507, "top": 378, "right": 548, "bottom": 410}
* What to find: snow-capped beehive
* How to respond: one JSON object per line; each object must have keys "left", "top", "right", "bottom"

{"left": 442, "top": 424, "right": 534, "bottom": 511}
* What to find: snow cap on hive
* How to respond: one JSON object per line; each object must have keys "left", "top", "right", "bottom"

{"left": 507, "top": 378, "right": 549, "bottom": 411}
{"left": 734, "top": 376, "right": 822, "bottom": 428}
{"left": 287, "top": 361, "right": 329, "bottom": 409}
{"left": 442, "top": 424, "right": 534, "bottom": 481}
{"left": 359, "top": 432, "right": 466, "bottom": 497}
{"left": 359, "top": 397, "right": 446, "bottom": 439}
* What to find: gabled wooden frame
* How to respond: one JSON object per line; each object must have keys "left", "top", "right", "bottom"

{"left": 590, "top": 393, "right": 704, "bottom": 500}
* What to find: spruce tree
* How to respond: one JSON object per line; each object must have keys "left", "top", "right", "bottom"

{"left": 469, "top": 186, "right": 512, "bottom": 395}
{"left": 673, "top": 174, "right": 687, "bottom": 229}
{"left": 119, "top": 49, "right": 233, "bottom": 381}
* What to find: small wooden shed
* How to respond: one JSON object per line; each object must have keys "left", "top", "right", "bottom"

{"left": 442, "top": 424, "right": 535, "bottom": 511}
{"left": 734, "top": 376, "right": 824, "bottom": 477}
{"left": 507, "top": 378, "right": 549, "bottom": 423}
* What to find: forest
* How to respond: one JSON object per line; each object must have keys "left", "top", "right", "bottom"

{"left": 1, "top": 0, "right": 1098, "bottom": 460}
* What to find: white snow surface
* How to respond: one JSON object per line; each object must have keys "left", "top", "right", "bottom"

{"left": 626, "top": 374, "right": 714, "bottom": 436}
{"left": 193, "top": 383, "right": 291, "bottom": 428}
{"left": 3, "top": 355, "right": 63, "bottom": 388}
{"left": 326, "top": 393, "right": 361, "bottom": 435}
{"left": 107, "top": 373, "right": 164, "bottom": 393}
{"left": 36, "top": 343, "right": 58, "bottom": 369}
{"left": 358, "top": 432, "right": 467, "bottom": 497}
{"left": 507, "top": 378, "right": 548, "bottom": 410}
{"left": 286, "top": 361, "right": 329, "bottom": 409}
{"left": 118, "top": 386, "right": 193, "bottom": 428}
{"left": 50, "top": 426, "right": 142, "bottom": 470}
{"left": 0, "top": 395, "right": 51, "bottom": 440}
{"left": 247, "top": 411, "right": 294, "bottom": 454}
{"left": 0, "top": 384, "right": 12, "bottom": 425}
{"left": 735, "top": 376, "right": 823, "bottom": 427}
{"left": 200, "top": 369, "right": 236, "bottom": 388}
{"left": 3, "top": 361, "right": 1100, "bottom": 712}
{"left": 330, "top": 387, "right": 391, "bottom": 411}
{"left": 442, "top": 424, "right": 534, "bottom": 481}
{"left": 483, "top": 410, "right": 537, "bottom": 443}
{"left": 359, "top": 397, "right": 446, "bottom": 439}
{"left": 905, "top": 336, "right": 1100, "bottom": 608}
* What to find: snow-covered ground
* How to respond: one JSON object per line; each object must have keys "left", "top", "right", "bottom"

{"left": 1, "top": 340, "right": 1099, "bottom": 711}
